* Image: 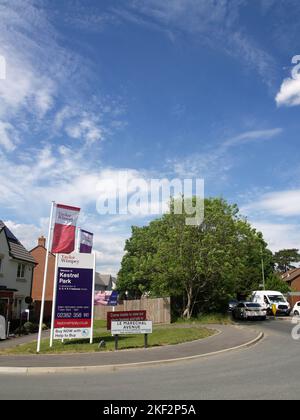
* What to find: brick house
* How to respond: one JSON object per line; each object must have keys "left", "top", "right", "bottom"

{"left": 30, "top": 236, "right": 56, "bottom": 321}
{"left": 282, "top": 268, "right": 300, "bottom": 307}
{"left": 0, "top": 221, "right": 36, "bottom": 322}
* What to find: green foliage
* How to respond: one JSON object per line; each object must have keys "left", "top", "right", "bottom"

{"left": 23, "top": 322, "right": 37, "bottom": 334}
{"left": 265, "top": 273, "right": 292, "bottom": 293}
{"left": 273, "top": 249, "right": 300, "bottom": 272}
{"left": 117, "top": 197, "right": 271, "bottom": 319}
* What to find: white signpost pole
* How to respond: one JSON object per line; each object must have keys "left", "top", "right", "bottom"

{"left": 90, "top": 252, "right": 96, "bottom": 344}
{"left": 37, "top": 201, "right": 55, "bottom": 353}
{"left": 49, "top": 254, "right": 59, "bottom": 347}
{"left": 77, "top": 226, "right": 81, "bottom": 252}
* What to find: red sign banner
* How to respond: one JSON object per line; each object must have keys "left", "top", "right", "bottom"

{"left": 51, "top": 204, "right": 80, "bottom": 254}
{"left": 107, "top": 310, "right": 146, "bottom": 330}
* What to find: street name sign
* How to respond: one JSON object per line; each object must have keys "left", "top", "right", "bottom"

{"left": 111, "top": 320, "right": 153, "bottom": 335}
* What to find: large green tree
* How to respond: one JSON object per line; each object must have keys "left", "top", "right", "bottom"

{"left": 117, "top": 197, "right": 272, "bottom": 318}
{"left": 273, "top": 249, "right": 300, "bottom": 272}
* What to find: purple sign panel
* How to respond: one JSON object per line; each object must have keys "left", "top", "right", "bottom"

{"left": 79, "top": 229, "right": 93, "bottom": 254}
{"left": 54, "top": 267, "right": 93, "bottom": 330}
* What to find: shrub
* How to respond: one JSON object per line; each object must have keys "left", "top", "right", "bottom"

{"left": 23, "top": 322, "right": 38, "bottom": 334}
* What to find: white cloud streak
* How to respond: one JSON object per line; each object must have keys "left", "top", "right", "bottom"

{"left": 243, "top": 189, "right": 300, "bottom": 217}
{"left": 170, "top": 128, "right": 282, "bottom": 179}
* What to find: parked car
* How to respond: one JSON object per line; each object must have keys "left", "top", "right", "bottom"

{"left": 251, "top": 290, "right": 290, "bottom": 316}
{"left": 291, "top": 301, "right": 300, "bottom": 316}
{"left": 232, "top": 302, "right": 267, "bottom": 321}
{"left": 228, "top": 299, "right": 239, "bottom": 312}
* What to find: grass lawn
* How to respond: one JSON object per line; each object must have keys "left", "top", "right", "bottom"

{"left": 174, "top": 313, "right": 233, "bottom": 325}
{"left": 0, "top": 324, "right": 215, "bottom": 355}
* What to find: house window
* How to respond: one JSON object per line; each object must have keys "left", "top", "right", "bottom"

{"left": 17, "top": 263, "right": 26, "bottom": 278}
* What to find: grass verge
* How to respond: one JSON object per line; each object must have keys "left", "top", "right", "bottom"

{"left": 174, "top": 313, "right": 233, "bottom": 325}
{"left": 0, "top": 325, "right": 215, "bottom": 355}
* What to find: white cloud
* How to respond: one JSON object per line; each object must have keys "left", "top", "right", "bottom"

{"left": 115, "top": 0, "right": 277, "bottom": 87}
{"left": 66, "top": 117, "right": 104, "bottom": 145}
{"left": 0, "top": 1, "right": 58, "bottom": 119}
{"left": 0, "top": 143, "right": 151, "bottom": 273}
{"left": 275, "top": 77, "right": 300, "bottom": 107}
{"left": 253, "top": 221, "right": 300, "bottom": 252}
{"left": 243, "top": 189, "right": 300, "bottom": 217}
{"left": 223, "top": 128, "right": 282, "bottom": 147}
{"left": 0, "top": 121, "right": 19, "bottom": 151}
{"left": 170, "top": 128, "right": 282, "bottom": 179}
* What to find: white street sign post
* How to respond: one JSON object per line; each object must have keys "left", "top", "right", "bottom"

{"left": 111, "top": 320, "right": 153, "bottom": 350}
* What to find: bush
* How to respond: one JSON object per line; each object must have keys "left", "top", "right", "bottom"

{"left": 14, "top": 326, "right": 27, "bottom": 335}
{"left": 23, "top": 322, "right": 38, "bottom": 334}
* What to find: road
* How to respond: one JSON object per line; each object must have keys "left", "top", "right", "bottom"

{"left": 0, "top": 319, "right": 299, "bottom": 400}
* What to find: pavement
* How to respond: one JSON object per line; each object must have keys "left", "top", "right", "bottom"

{"left": 0, "top": 324, "right": 262, "bottom": 373}
{"left": 0, "top": 331, "right": 49, "bottom": 350}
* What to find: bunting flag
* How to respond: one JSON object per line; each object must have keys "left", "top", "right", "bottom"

{"left": 79, "top": 229, "right": 93, "bottom": 254}
{"left": 51, "top": 204, "right": 80, "bottom": 254}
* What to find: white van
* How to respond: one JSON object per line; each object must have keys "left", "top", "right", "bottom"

{"left": 251, "top": 290, "right": 290, "bottom": 315}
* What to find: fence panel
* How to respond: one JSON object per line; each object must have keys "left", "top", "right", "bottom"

{"left": 94, "top": 297, "right": 171, "bottom": 324}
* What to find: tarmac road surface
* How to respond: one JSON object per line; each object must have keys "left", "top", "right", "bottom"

{"left": 0, "top": 319, "right": 299, "bottom": 400}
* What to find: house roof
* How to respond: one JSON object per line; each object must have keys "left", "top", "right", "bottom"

{"left": 0, "top": 220, "right": 36, "bottom": 264}
{"left": 95, "top": 273, "right": 112, "bottom": 287}
{"left": 282, "top": 268, "right": 300, "bottom": 283}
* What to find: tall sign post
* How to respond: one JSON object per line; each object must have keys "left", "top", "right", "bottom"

{"left": 37, "top": 201, "right": 55, "bottom": 353}
{"left": 36, "top": 202, "right": 80, "bottom": 353}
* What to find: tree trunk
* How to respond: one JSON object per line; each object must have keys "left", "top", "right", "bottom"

{"left": 182, "top": 287, "right": 193, "bottom": 319}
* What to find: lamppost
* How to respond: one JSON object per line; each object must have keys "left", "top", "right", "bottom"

{"left": 261, "top": 246, "right": 265, "bottom": 290}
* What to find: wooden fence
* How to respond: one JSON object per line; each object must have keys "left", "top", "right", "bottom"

{"left": 94, "top": 297, "right": 171, "bottom": 324}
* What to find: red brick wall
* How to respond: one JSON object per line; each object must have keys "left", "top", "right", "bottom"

{"left": 30, "top": 246, "right": 56, "bottom": 315}
{"left": 290, "top": 277, "right": 300, "bottom": 293}
{"left": 33, "top": 300, "right": 53, "bottom": 321}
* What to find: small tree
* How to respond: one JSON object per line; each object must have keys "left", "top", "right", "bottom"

{"left": 265, "top": 273, "right": 291, "bottom": 294}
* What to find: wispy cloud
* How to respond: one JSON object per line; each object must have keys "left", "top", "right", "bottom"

{"left": 169, "top": 128, "right": 282, "bottom": 179}
{"left": 112, "top": 0, "right": 277, "bottom": 87}
{"left": 0, "top": 121, "right": 19, "bottom": 152}
{"left": 243, "top": 189, "right": 300, "bottom": 217}
{"left": 223, "top": 128, "right": 283, "bottom": 147}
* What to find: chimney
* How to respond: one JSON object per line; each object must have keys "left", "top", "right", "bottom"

{"left": 38, "top": 236, "right": 46, "bottom": 247}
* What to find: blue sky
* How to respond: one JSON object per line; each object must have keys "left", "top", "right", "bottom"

{"left": 1, "top": 0, "right": 300, "bottom": 274}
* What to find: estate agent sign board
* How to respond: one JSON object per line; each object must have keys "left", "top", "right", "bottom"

{"left": 53, "top": 253, "right": 95, "bottom": 340}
